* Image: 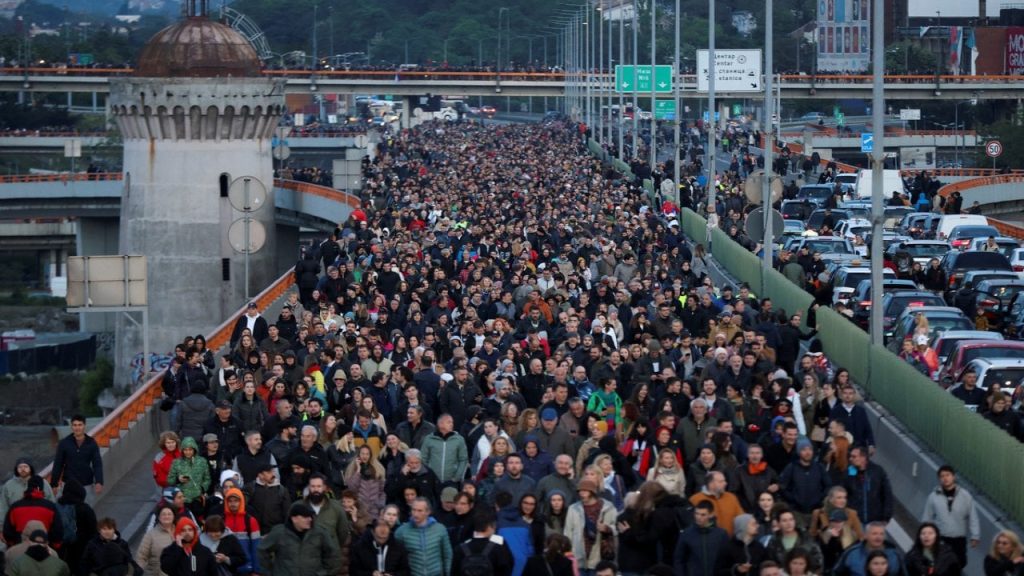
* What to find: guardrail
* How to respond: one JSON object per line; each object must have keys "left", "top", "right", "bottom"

{"left": 38, "top": 269, "right": 296, "bottom": 481}
{"left": 678, "top": 206, "right": 1024, "bottom": 526}
{"left": 274, "top": 178, "right": 362, "bottom": 208}
{"left": 5, "top": 66, "right": 1024, "bottom": 85}
{"left": 0, "top": 172, "right": 123, "bottom": 184}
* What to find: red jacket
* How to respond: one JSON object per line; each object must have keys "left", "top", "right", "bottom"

{"left": 3, "top": 495, "right": 62, "bottom": 546}
{"left": 152, "top": 447, "right": 181, "bottom": 488}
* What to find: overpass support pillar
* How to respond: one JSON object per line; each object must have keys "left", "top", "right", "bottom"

{"left": 75, "top": 217, "right": 121, "bottom": 352}
{"left": 275, "top": 224, "right": 300, "bottom": 278}
{"left": 402, "top": 96, "right": 416, "bottom": 130}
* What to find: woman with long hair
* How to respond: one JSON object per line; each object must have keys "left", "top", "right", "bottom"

{"left": 523, "top": 532, "right": 575, "bottom": 576}
{"left": 544, "top": 490, "right": 568, "bottom": 536}
{"left": 810, "top": 486, "right": 863, "bottom": 570}
{"left": 318, "top": 413, "right": 340, "bottom": 448}
{"left": 764, "top": 509, "right": 824, "bottom": 573}
{"left": 359, "top": 395, "right": 388, "bottom": 433}
{"left": 343, "top": 444, "right": 386, "bottom": 519}
{"left": 985, "top": 530, "right": 1024, "bottom": 576}
{"left": 906, "top": 522, "right": 961, "bottom": 576}
{"left": 231, "top": 333, "right": 257, "bottom": 369}
{"left": 594, "top": 454, "right": 626, "bottom": 511}
{"left": 232, "top": 379, "right": 266, "bottom": 434}
{"left": 646, "top": 447, "right": 687, "bottom": 497}
{"left": 326, "top": 432, "right": 357, "bottom": 493}
{"left": 621, "top": 419, "right": 650, "bottom": 473}
{"left": 475, "top": 436, "right": 514, "bottom": 482}
{"left": 513, "top": 408, "right": 539, "bottom": 448}
{"left": 500, "top": 401, "right": 522, "bottom": 439}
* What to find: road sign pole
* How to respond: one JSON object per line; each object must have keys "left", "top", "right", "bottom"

{"left": 706, "top": 0, "right": 716, "bottom": 244}
{"left": 632, "top": 0, "right": 638, "bottom": 147}
{"left": 762, "top": 0, "right": 774, "bottom": 275}
{"left": 673, "top": 0, "right": 680, "bottom": 202}
{"left": 619, "top": 15, "right": 625, "bottom": 160}
{"left": 650, "top": 0, "right": 657, "bottom": 168}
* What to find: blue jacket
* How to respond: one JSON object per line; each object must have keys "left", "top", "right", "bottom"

{"left": 496, "top": 505, "right": 533, "bottom": 576}
{"left": 833, "top": 541, "right": 907, "bottom": 576}
{"left": 779, "top": 460, "right": 832, "bottom": 513}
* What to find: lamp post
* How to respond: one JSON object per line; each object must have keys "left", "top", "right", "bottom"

{"left": 706, "top": 0, "right": 717, "bottom": 244}
{"left": 619, "top": 10, "right": 625, "bottom": 160}
{"left": 649, "top": 0, "right": 657, "bottom": 168}
{"left": 869, "top": 0, "right": 887, "bottom": 345}
{"left": 762, "top": 0, "right": 775, "bottom": 272}
{"left": 673, "top": 0, "right": 680, "bottom": 197}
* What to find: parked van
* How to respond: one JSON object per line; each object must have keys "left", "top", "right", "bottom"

{"left": 853, "top": 169, "right": 905, "bottom": 199}
{"left": 936, "top": 214, "right": 989, "bottom": 239}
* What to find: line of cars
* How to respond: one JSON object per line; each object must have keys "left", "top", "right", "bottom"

{"left": 777, "top": 192, "right": 1024, "bottom": 411}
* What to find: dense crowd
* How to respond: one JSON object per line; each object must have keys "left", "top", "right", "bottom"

{"left": 0, "top": 120, "right": 1014, "bottom": 576}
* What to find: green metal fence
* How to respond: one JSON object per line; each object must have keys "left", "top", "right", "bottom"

{"left": 680, "top": 207, "right": 1024, "bottom": 525}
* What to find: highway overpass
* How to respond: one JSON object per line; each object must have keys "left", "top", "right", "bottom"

{"left": 2, "top": 68, "right": 1024, "bottom": 100}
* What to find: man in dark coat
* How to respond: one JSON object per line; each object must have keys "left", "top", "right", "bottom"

{"left": 674, "top": 499, "right": 729, "bottom": 576}
{"left": 160, "top": 517, "right": 218, "bottom": 576}
{"left": 350, "top": 519, "right": 411, "bottom": 576}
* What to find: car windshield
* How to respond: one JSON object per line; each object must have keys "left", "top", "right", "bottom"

{"left": 981, "top": 368, "right": 1024, "bottom": 391}
{"left": 903, "top": 244, "right": 948, "bottom": 257}
{"left": 964, "top": 347, "right": 1024, "bottom": 363}
{"left": 804, "top": 240, "right": 851, "bottom": 254}
{"left": 841, "top": 272, "right": 870, "bottom": 288}
{"left": 926, "top": 316, "right": 974, "bottom": 335}
{"left": 982, "top": 285, "right": 1024, "bottom": 302}
{"left": 952, "top": 226, "right": 999, "bottom": 238}
{"left": 886, "top": 296, "right": 944, "bottom": 316}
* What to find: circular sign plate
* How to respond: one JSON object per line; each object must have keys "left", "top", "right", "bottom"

{"left": 986, "top": 140, "right": 1003, "bottom": 158}
{"left": 227, "top": 219, "right": 266, "bottom": 254}
{"left": 228, "top": 176, "right": 267, "bottom": 212}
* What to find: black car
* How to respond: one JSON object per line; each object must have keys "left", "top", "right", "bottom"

{"left": 939, "top": 250, "right": 1013, "bottom": 302}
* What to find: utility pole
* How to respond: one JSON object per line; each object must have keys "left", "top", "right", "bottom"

{"left": 762, "top": 0, "right": 774, "bottom": 272}
{"left": 672, "top": 0, "right": 680, "bottom": 200}
{"left": 869, "top": 0, "right": 886, "bottom": 345}
{"left": 632, "top": 0, "right": 639, "bottom": 148}
{"left": 619, "top": 10, "right": 625, "bottom": 160}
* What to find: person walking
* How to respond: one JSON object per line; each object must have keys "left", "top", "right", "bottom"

{"left": 257, "top": 502, "right": 343, "bottom": 576}
{"left": 921, "top": 465, "right": 979, "bottom": 571}
{"left": 50, "top": 415, "right": 103, "bottom": 505}
{"left": 394, "top": 497, "right": 453, "bottom": 576}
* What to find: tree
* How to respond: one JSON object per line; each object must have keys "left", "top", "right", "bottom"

{"left": 976, "top": 120, "right": 1024, "bottom": 170}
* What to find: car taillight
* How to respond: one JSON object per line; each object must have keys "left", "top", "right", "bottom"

{"left": 908, "top": 302, "right": 925, "bottom": 307}
{"left": 861, "top": 301, "right": 872, "bottom": 308}
{"left": 952, "top": 239, "right": 969, "bottom": 249}
{"left": 1014, "top": 265, "right": 1024, "bottom": 272}
{"left": 980, "top": 299, "right": 998, "bottom": 307}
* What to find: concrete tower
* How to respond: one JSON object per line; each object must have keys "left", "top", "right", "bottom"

{"left": 110, "top": 0, "right": 285, "bottom": 386}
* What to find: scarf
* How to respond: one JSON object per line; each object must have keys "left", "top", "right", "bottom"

{"left": 747, "top": 460, "right": 768, "bottom": 475}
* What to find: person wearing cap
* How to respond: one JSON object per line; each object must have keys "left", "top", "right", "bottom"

{"left": 196, "top": 432, "right": 229, "bottom": 498}
{"left": 257, "top": 501, "right": 342, "bottom": 576}
{"left": 778, "top": 436, "right": 831, "bottom": 530}
{"left": 7, "top": 527, "right": 70, "bottom": 576}
{"left": 243, "top": 464, "right": 290, "bottom": 532}
{"left": 564, "top": 478, "right": 618, "bottom": 571}
{"left": 230, "top": 302, "right": 268, "bottom": 351}
{"left": 202, "top": 399, "right": 244, "bottom": 463}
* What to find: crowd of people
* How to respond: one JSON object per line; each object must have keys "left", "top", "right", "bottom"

{"left": 0, "top": 119, "right": 1019, "bottom": 576}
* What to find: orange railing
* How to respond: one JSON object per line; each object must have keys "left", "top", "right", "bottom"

{"left": 938, "top": 173, "right": 1024, "bottom": 197}
{"left": 274, "top": 178, "right": 362, "bottom": 209}
{"left": 0, "top": 172, "right": 123, "bottom": 184}
{"left": 990, "top": 218, "right": 1024, "bottom": 241}
{"left": 39, "top": 270, "right": 296, "bottom": 480}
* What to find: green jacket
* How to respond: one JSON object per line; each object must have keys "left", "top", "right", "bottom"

{"left": 301, "top": 496, "right": 351, "bottom": 550}
{"left": 257, "top": 520, "right": 342, "bottom": 576}
{"left": 394, "top": 517, "right": 452, "bottom": 576}
{"left": 167, "top": 437, "right": 211, "bottom": 503}
{"left": 8, "top": 550, "right": 71, "bottom": 576}
{"left": 421, "top": 431, "right": 469, "bottom": 483}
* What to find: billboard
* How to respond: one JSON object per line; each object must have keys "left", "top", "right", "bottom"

{"left": 1007, "top": 27, "right": 1024, "bottom": 75}
{"left": 817, "top": 0, "right": 871, "bottom": 72}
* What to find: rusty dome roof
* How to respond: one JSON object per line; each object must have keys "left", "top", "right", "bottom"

{"left": 135, "top": 17, "right": 261, "bottom": 78}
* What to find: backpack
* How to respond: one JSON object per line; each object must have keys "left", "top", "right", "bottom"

{"left": 460, "top": 541, "right": 495, "bottom": 576}
{"left": 57, "top": 502, "right": 77, "bottom": 544}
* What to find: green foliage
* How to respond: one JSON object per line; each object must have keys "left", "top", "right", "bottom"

{"left": 78, "top": 357, "right": 113, "bottom": 417}
{"left": 884, "top": 40, "right": 937, "bottom": 74}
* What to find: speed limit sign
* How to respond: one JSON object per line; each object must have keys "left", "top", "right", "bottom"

{"left": 986, "top": 140, "right": 1003, "bottom": 158}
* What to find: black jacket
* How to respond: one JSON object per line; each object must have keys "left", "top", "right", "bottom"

{"left": 716, "top": 537, "right": 766, "bottom": 576}
{"left": 350, "top": 531, "right": 411, "bottom": 576}
{"left": 51, "top": 434, "right": 103, "bottom": 487}
{"left": 160, "top": 543, "right": 218, "bottom": 576}
{"left": 906, "top": 542, "right": 960, "bottom": 576}
{"left": 80, "top": 533, "right": 142, "bottom": 576}
{"left": 451, "top": 535, "right": 516, "bottom": 576}
{"left": 230, "top": 314, "right": 268, "bottom": 350}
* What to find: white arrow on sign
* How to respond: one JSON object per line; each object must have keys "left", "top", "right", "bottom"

{"left": 621, "top": 82, "right": 630, "bottom": 89}
{"left": 658, "top": 82, "right": 667, "bottom": 88}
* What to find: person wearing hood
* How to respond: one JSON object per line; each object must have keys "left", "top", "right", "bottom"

{"left": 6, "top": 528, "right": 69, "bottom": 576}
{"left": 242, "top": 464, "right": 290, "bottom": 532}
{"left": 167, "top": 437, "right": 211, "bottom": 515}
{"left": 221, "top": 487, "right": 261, "bottom": 575}
{"left": 257, "top": 502, "right": 342, "bottom": 576}
{"left": 779, "top": 437, "right": 831, "bottom": 527}
{"left": 350, "top": 518, "right": 411, "bottom": 576}
{"left": 495, "top": 494, "right": 533, "bottom": 576}
{"left": 518, "top": 437, "right": 554, "bottom": 481}
{"left": 3, "top": 476, "right": 63, "bottom": 547}
{"left": 160, "top": 517, "right": 217, "bottom": 576}
{"left": 5, "top": 520, "right": 52, "bottom": 566}
{"left": 1, "top": 457, "right": 55, "bottom": 523}
{"left": 80, "top": 517, "right": 142, "bottom": 576}
{"left": 174, "top": 383, "right": 215, "bottom": 445}
{"left": 198, "top": 515, "right": 247, "bottom": 576}
{"left": 394, "top": 497, "right": 453, "bottom": 576}
{"left": 715, "top": 514, "right": 766, "bottom": 576}
{"left": 55, "top": 478, "right": 98, "bottom": 571}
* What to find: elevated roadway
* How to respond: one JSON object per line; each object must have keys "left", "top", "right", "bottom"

{"left": 3, "top": 68, "right": 1024, "bottom": 100}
